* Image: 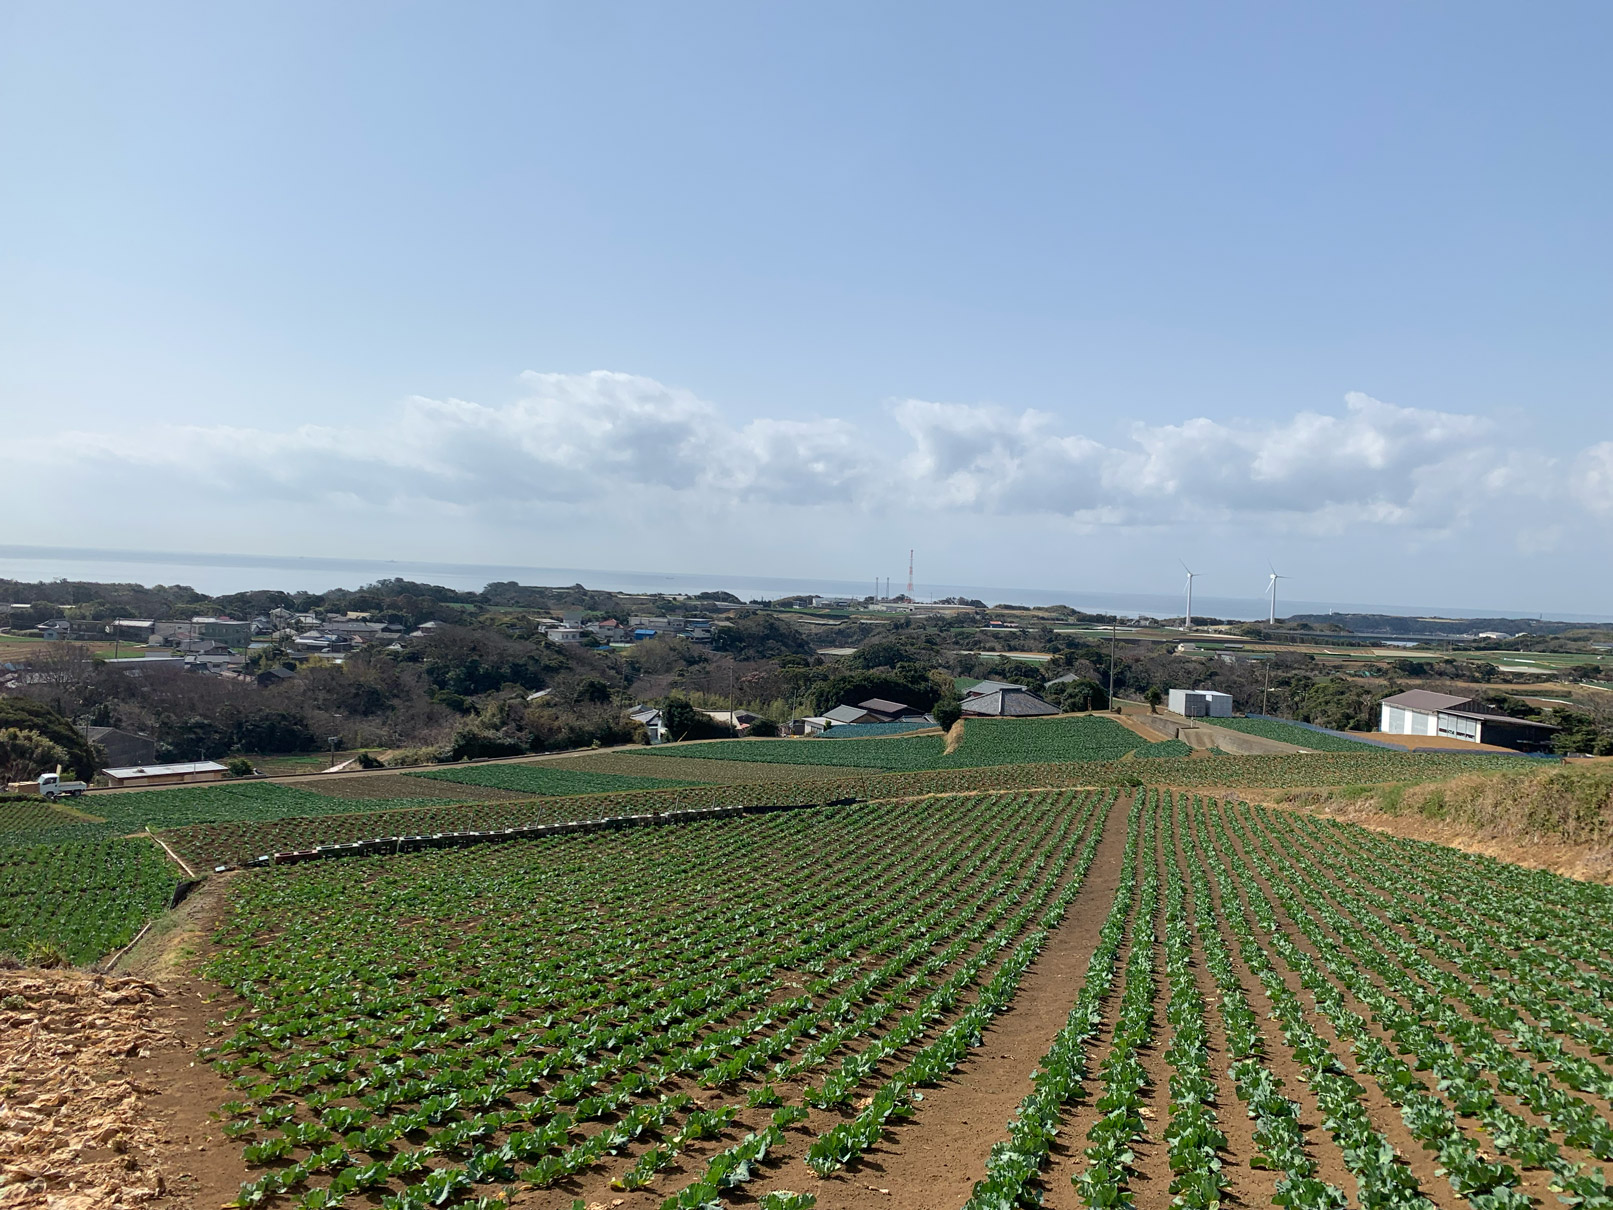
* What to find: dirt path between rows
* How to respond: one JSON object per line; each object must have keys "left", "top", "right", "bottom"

{"left": 804, "top": 796, "right": 1132, "bottom": 1210}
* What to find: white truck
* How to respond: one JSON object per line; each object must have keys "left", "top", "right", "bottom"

{"left": 8, "top": 771, "right": 90, "bottom": 799}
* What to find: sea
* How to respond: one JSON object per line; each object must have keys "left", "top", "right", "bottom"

{"left": 0, "top": 544, "right": 1603, "bottom": 624}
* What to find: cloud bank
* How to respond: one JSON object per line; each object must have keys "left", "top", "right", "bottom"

{"left": 65, "top": 371, "right": 1598, "bottom": 535}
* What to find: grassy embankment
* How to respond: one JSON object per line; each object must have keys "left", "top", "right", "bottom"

{"left": 1278, "top": 759, "right": 1613, "bottom": 881}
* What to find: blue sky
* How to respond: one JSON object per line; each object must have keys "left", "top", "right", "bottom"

{"left": 3, "top": 4, "right": 1611, "bottom": 614}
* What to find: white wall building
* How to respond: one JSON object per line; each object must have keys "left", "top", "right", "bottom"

{"left": 1376, "top": 689, "right": 1557, "bottom": 751}
{"left": 1168, "top": 689, "right": 1234, "bottom": 717}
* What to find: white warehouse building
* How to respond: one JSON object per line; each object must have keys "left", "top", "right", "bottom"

{"left": 1378, "top": 689, "right": 1557, "bottom": 752}
{"left": 1168, "top": 689, "right": 1233, "bottom": 717}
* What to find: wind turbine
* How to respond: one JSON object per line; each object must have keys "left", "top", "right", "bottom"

{"left": 1265, "top": 565, "right": 1288, "bottom": 625}
{"left": 1180, "top": 561, "right": 1199, "bottom": 631}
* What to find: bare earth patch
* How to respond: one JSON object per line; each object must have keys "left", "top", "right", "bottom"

{"left": 0, "top": 969, "right": 176, "bottom": 1210}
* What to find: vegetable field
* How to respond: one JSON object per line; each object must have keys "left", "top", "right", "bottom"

{"left": 407, "top": 764, "right": 700, "bottom": 796}
{"left": 1206, "top": 716, "right": 1388, "bottom": 752}
{"left": 643, "top": 715, "right": 1178, "bottom": 771}
{"left": 191, "top": 787, "right": 1613, "bottom": 1210}
{"left": 144, "top": 746, "right": 1543, "bottom": 871}
{"left": 0, "top": 837, "right": 177, "bottom": 963}
{"left": 75, "top": 782, "right": 458, "bottom": 834}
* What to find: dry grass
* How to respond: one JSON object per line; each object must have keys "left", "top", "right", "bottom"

{"left": 1274, "top": 760, "right": 1613, "bottom": 883}
{"left": 0, "top": 969, "right": 177, "bottom": 1209}
{"left": 942, "top": 720, "right": 965, "bottom": 756}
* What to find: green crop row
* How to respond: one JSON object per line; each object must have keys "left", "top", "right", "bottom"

{"left": 0, "top": 837, "right": 178, "bottom": 964}
{"left": 407, "top": 764, "right": 700, "bottom": 796}
{"left": 153, "top": 747, "right": 1540, "bottom": 871}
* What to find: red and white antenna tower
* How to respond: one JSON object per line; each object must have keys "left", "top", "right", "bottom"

{"left": 905, "top": 550, "right": 914, "bottom": 597}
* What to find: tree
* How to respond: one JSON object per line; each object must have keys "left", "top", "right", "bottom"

{"left": 573, "top": 678, "right": 612, "bottom": 705}
{"left": 808, "top": 664, "right": 941, "bottom": 715}
{"left": 0, "top": 729, "right": 70, "bottom": 783}
{"left": 1145, "top": 687, "right": 1163, "bottom": 713}
{"left": 748, "top": 717, "right": 781, "bottom": 737}
{"left": 446, "top": 727, "right": 528, "bottom": 760}
{"left": 933, "top": 696, "right": 964, "bottom": 731}
{"left": 660, "top": 697, "right": 725, "bottom": 742}
{"left": 0, "top": 699, "right": 97, "bottom": 780}
{"left": 711, "top": 613, "right": 815, "bottom": 660}
{"left": 1054, "top": 678, "right": 1108, "bottom": 712}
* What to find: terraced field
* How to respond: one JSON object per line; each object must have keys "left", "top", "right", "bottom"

{"left": 1206, "top": 716, "right": 1389, "bottom": 752}
{"left": 134, "top": 747, "right": 1540, "bottom": 870}
{"left": 3, "top": 707, "right": 1606, "bottom": 1210}
{"left": 180, "top": 789, "right": 1613, "bottom": 1210}
{"left": 0, "top": 836, "right": 177, "bottom": 963}
{"left": 640, "top": 716, "right": 1184, "bottom": 771}
{"left": 407, "top": 763, "right": 701, "bottom": 796}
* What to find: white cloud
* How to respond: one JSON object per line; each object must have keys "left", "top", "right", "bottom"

{"left": 1573, "top": 442, "right": 1613, "bottom": 514}
{"left": 57, "top": 372, "right": 1598, "bottom": 538}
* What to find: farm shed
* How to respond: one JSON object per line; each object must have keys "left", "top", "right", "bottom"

{"left": 102, "top": 760, "right": 229, "bottom": 788}
{"left": 1378, "top": 689, "right": 1557, "bottom": 752}
{"left": 84, "top": 726, "right": 157, "bottom": 768}
{"left": 1168, "top": 689, "right": 1234, "bottom": 718}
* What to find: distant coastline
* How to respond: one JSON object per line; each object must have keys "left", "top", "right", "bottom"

{"left": 0, "top": 544, "right": 1604, "bottom": 624}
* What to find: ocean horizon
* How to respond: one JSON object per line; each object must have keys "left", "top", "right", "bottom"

{"left": 0, "top": 544, "right": 1603, "bottom": 625}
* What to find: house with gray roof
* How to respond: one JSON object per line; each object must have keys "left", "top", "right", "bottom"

{"left": 961, "top": 686, "right": 1060, "bottom": 717}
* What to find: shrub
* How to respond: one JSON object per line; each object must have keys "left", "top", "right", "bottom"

{"left": 446, "top": 728, "right": 528, "bottom": 761}
{"left": 385, "top": 746, "right": 446, "bottom": 768}
{"left": 225, "top": 757, "right": 255, "bottom": 778}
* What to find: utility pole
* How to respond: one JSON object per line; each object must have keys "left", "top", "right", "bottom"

{"left": 1108, "top": 619, "right": 1117, "bottom": 711}
{"left": 1262, "top": 660, "right": 1271, "bottom": 717}
{"left": 728, "top": 662, "right": 737, "bottom": 736}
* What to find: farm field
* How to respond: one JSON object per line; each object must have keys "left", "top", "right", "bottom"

{"left": 139, "top": 747, "right": 1540, "bottom": 870}
{"left": 70, "top": 781, "right": 463, "bottom": 833}
{"left": 178, "top": 789, "right": 1613, "bottom": 1210}
{"left": 814, "top": 721, "right": 937, "bottom": 739}
{"left": 407, "top": 763, "right": 702, "bottom": 796}
{"left": 293, "top": 773, "right": 541, "bottom": 802}
{"left": 555, "top": 751, "right": 870, "bottom": 784}
{"left": 640, "top": 716, "right": 1187, "bottom": 771}
{"left": 1204, "top": 716, "right": 1386, "bottom": 752}
{"left": 0, "top": 836, "right": 177, "bottom": 963}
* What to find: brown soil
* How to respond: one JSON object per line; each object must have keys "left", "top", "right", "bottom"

{"left": 799, "top": 797, "right": 1131, "bottom": 1210}
{"left": 1355, "top": 732, "right": 1520, "bottom": 753}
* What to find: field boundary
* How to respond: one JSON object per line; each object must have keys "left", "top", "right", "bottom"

{"left": 235, "top": 794, "right": 865, "bottom": 869}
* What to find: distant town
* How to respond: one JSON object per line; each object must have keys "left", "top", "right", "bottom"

{"left": 2, "top": 573, "right": 1610, "bottom": 792}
